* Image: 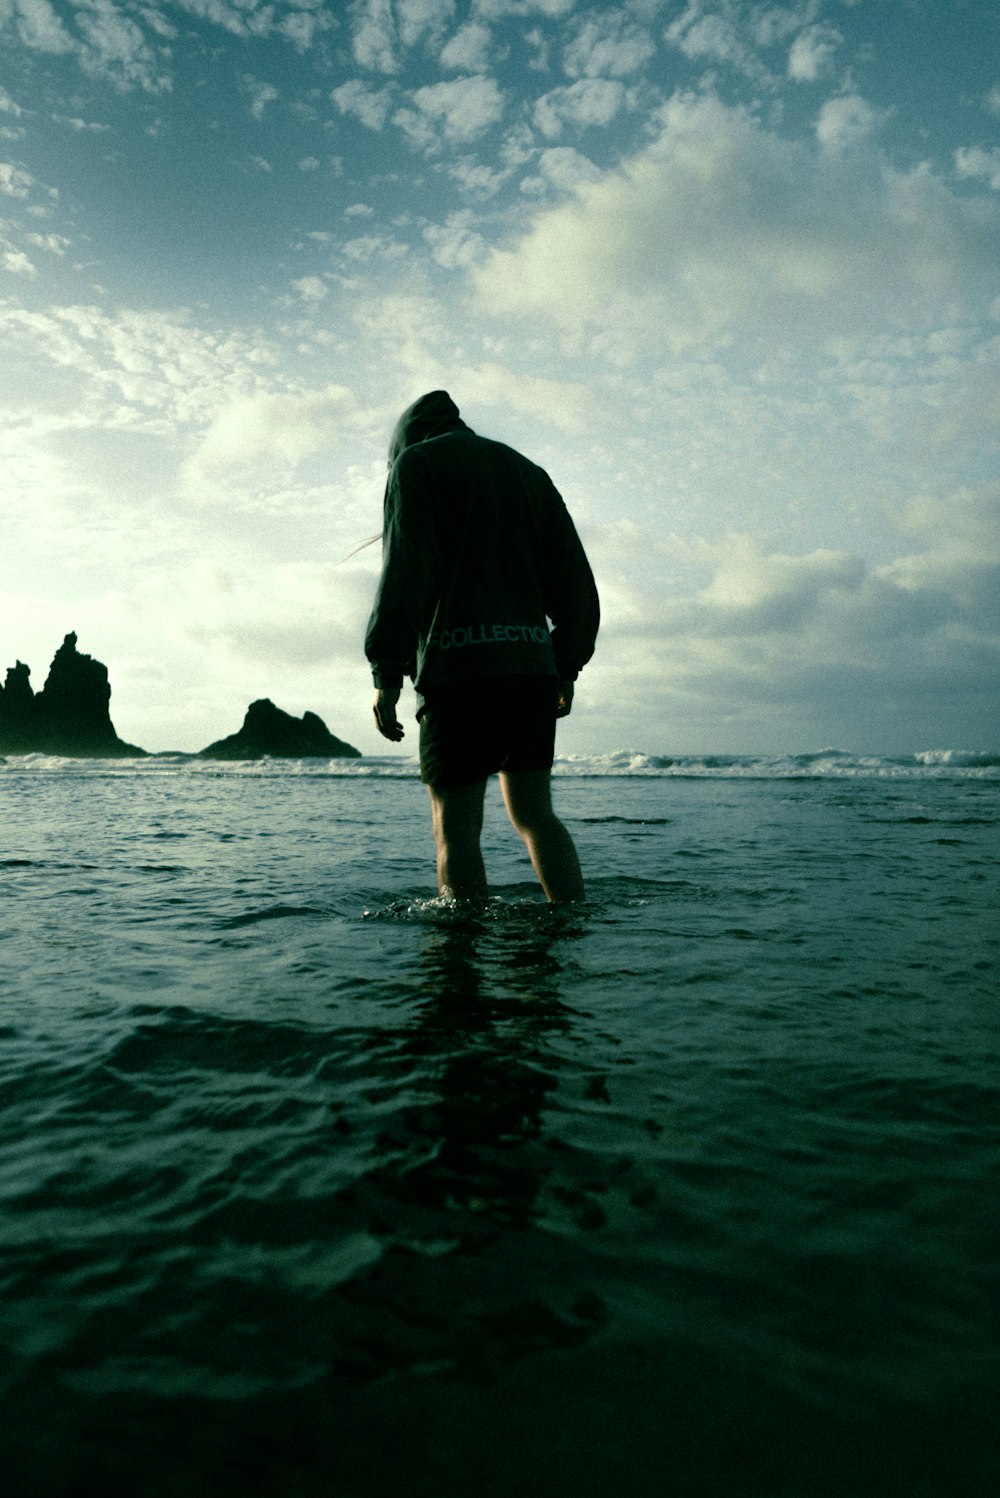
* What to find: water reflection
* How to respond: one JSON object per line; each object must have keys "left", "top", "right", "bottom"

{"left": 357, "top": 906, "right": 585, "bottom": 1237}
{"left": 318, "top": 906, "right": 608, "bottom": 1386}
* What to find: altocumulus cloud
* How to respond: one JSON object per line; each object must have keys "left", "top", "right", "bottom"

{"left": 395, "top": 75, "right": 505, "bottom": 147}
{"left": 0, "top": 302, "right": 278, "bottom": 424}
{"left": 787, "top": 23, "right": 842, "bottom": 83}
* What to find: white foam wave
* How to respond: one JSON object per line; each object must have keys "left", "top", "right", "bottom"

{"left": 552, "top": 748, "right": 1000, "bottom": 779}
{"left": 1, "top": 748, "right": 997, "bottom": 780}
{"left": 914, "top": 748, "right": 1000, "bottom": 768}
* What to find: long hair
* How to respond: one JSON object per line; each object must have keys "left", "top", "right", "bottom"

{"left": 338, "top": 532, "right": 381, "bottom": 564}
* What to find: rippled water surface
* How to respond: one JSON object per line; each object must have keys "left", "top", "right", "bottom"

{"left": 2, "top": 757, "right": 999, "bottom": 1496}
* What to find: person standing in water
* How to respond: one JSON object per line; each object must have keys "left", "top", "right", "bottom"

{"left": 365, "top": 391, "right": 600, "bottom": 902}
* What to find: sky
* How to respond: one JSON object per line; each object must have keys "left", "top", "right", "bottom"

{"left": 1, "top": 0, "right": 998, "bottom": 757}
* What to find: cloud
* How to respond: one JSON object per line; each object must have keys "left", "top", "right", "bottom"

{"left": 280, "top": 6, "right": 336, "bottom": 50}
{"left": 396, "top": 0, "right": 455, "bottom": 49}
{"left": 188, "top": 384, "right": 358, "bottom": 476}
{"left": 888, "top": 481, "right": 1000, "bottom": 590}
{"left": 1, "top": 156, "right": 64, "bottom": 279}
{"left": 954, "top": 146, "right": 1000, "bottom": 192}
{"left": 3, "top": 0, "right": 169, "bottom": 91}
{"left": 815, "top": 93, "right": 886, "bottom": 152}
{"left": 665, "top": 3, "right": 767, "bottom": 82}
{"left": 472, "top": 92, "right": 1000, "bottom": 358}
{"left": 24, "top": 230, "right": 70, "bottom": 254}
{"left": 474, "top": 0, "right": 576, "bottom": 16}
{"left": 748, "top": 4, "right": 813, "bottom": 51}
{"left": 695, "top": 541, "right": 867, "bottom": 632}
{"left": 292, "top": 275, "right": 328, "bottom": 300}
{"left": 664, "top": 2, "right": 843, "bottom": 93}
{"left": 2, "top": 0, "right": 169, "bottom": 92}
{"left": 2, "top": 246, "right": 36, "bottom": 275}
{"left": 339, "top": 232, "right": 409, "bottom": 265}
{"left": 176, "top": 558, "right": 376, "bottom": 668}
{"left": 395, "top": 75, "right": 504, "bottom": 147}
{"left": 788, "top": 23, "right": 842, "bottom": 83}
{"left": 523, "top": 25, "right": 549, "bottom": 70}
{"left": 584, "top": 483, "right": 1000, "bottom": 749}
{"left": 5, "top": 0, "right": 76, "bottom": 55}
{"left": 74, "top": 0, "right": 168, "bottom": 91}
{"left": 1, "top": 0, "right": 330, "bottom": 93}
{"left": 332, "top": 79, "right": 395, "bottom": 131}
{"left": 447, "top": 156, "right": 511, "bottom": 197}
{"left": 534, "top": 78, "right": 628, "bottom": 138}
{"left": 326, "top": 280, "right": 603, "bottom": 439}
{"left": 562, "top": 13, "right": 656, "bottom": 78}
{"left": 177, "top": 0, "right": 289, "bottom": 40}
{"left": 689, "top": 500, "right": 1000, "bottom": 666}
{"left": 0, "top": 302, "right": 280, "bottom": 424}
{"left": 350, "top": 0, "right": 399, "bottom": 73}
{"left": 520, "top": 145, "right": 601, "bottom": 195}
{"left": 0, "top": 161, "right": 34, "bottom": 197}
{"left": 244, "top": 75, "right": 279, "bottom": 120}
{"left": 440, "top": 21, "right": 492, "bottom": 71}
{"left": 53, "top": 113, "right": 112, "bottom": 132}
{"left": 452, "top": 363, "right": 599, "bottom": 438}
{"left": 424, "top": 210, "right": 486, "bottom": 269}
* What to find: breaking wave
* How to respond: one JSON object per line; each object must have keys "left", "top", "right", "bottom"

{"left": 1, "top": 747, "right": 998, "bottom": 780}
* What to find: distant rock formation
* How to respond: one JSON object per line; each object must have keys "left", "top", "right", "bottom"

{"left": 1, "top": 635, "right": 362, "bottom": 759}
{"left": 0, "top": 661, "right": 37, "bottom": 752}
{"left": 0, "top": 633, "right": 145, "bottom": 757}
{"left": 199, "top": 698, "right": 361, "bottom": 760}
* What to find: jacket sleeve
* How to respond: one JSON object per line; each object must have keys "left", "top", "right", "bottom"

{"left": 364, "top": 453, "right": 441, "bottom": 690}
{"left": 543, "top": 488, "right": 600, "bottom": 681}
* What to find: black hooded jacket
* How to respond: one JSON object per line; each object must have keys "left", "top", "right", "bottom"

{"left": 365, "top": 391, "right": 600, "bottom": 695}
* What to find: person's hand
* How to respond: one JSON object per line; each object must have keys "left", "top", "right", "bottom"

{"left": 555, "top": 680, "right": 574, "bottom": 718}
{"left": 373, "top": 686, "right": 404, "bottom": 742}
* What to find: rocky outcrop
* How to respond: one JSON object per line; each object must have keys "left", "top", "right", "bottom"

{"left": 0, "top": 633, "right": 145, "bottom": 757}
{"left": 1, "top": 635, "right": 362, "bottom": 759}
{"left": 199, "top": 698, "right": 361, "bottom": 760}
{"left": 0, "top": 662, "right": 37, "bottom": 752}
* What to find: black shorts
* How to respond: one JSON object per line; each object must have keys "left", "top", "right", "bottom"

{"left": 418, "top": 675, "right": 558, "bottom": 788}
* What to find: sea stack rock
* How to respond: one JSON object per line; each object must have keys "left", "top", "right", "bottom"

{"left": 199, "top": 699, "right": 361, "bottom": 760}
{"left": 0, "top": 633, "right": 145, "bottom": 756}
{"left": 0, "top": 662, "right": 37, "bottom": 751}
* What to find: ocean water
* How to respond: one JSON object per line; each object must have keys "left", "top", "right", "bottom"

{"left": 2, "top": 750, "right": 998, "bottom": 1498}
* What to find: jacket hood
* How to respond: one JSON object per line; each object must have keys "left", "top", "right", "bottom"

{"left": 388, "top": 390, "right": 469, "bottom": 464}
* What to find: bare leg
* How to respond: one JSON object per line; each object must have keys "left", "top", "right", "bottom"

{"left": 426, "top": 780, "right": 489, "bottom": 900}
{"left": 500, "top": 769, "right": 585, "bottom": 902}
